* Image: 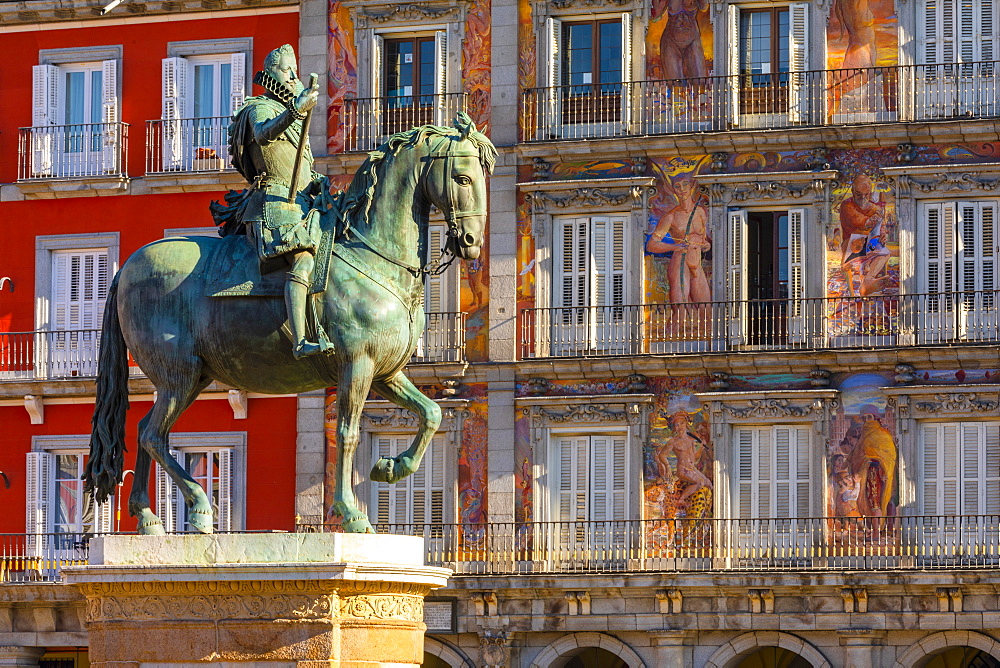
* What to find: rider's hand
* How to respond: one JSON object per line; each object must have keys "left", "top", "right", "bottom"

{"left": 294, "top": 76, "right": 320, "bottom": 114}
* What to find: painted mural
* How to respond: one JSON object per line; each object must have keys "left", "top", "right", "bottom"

{"left": 647, "top": 0, "right": 714, "bottom": 81}
{"left": 326, "top": 0, "right": 356, "bottom": 156}
{"left": 826, "top": 0, "right": 898, "bottom": 120}
{"left": 828, "top": 373, "right": 898, "bottom": 544}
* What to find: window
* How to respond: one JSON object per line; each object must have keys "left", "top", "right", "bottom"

{"left": 728, "top": 3, "right": 808, "bottom": 123}
{"left": 727, "top": 208, "right": 804, "bottom": 345}
{"left": 48, "top": 248, "right": 109, "bottom": 378}
{"left": 550, "top": 214, "right": 631, "bottom": 353}
{"left": 733, "top": 425, "right": 812, "bottom": 520}
{"left": 921, "top": 422, "right": 1000, "bottom": 517}
{"left": 370, "top": 434, "right": 447, "bottom": 527}
{"left": 542, "top": 14, "right": 633, "bottom": 135}
{"left": 919, "top": 200, "right": 999, "bottom": 341}
{"left": 415, "top": 223, "right": 462, "bottom": 362}
{"left": 161, "top": 52, "right": 245, "bottom": 171}
{"left": 919, "top": 0, "right": 998, "bottom": 65}
{"left": 31, "top": 59, "right": 119, "bottom": 177}
{"left": 155, "top": 432, "right": 246, "bottom": 531}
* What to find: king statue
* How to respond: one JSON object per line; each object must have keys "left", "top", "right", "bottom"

{"left": 221, "top": 44, "right": 328, "bottom": 359}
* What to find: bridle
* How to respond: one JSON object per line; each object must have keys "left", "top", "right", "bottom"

{"left": 348, "top": 133, "right": 483, "bottom": 278}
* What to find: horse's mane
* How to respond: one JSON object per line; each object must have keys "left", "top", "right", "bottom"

{"left": 335, "top": 118, "right": 497, "bottom": 240}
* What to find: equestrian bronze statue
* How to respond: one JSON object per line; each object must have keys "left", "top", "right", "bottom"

{"left": 84, "top": 45, "right": 496, "bottom": 534}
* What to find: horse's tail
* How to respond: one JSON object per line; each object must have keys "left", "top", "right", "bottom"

{"left": 84, "top": 271, "right": 130, "bottom": 504}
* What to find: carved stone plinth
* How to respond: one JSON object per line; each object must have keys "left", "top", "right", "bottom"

{"left": 63, "top": 534, "right": 451, "bottom": 667}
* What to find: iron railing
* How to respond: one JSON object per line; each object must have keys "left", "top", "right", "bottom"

{"left": 413, "top": 311, "right": 466, "bottom": 363}
{"left": 342, "top": 93, "right": 468, "bottom": 152}
{"left": 519, "top": 291, "right": 1000, "bottom": 359}
{"left": 0, "top": 533, "right": 93, "bottom": 583}
{"left": 523, "top": 61, "right": 1000, "bottom": 141}
{"left": 297, "top": 516, "right": 1000, "bottom": 575}
{"left": 146, "top": 117, "right": 233, "bottom": 174}
{"left": 17, "top": 122, "right": 129, "bottom": 180}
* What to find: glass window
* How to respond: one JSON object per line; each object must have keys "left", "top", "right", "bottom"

{"left": 385, "top": 36, "right": 436, "bottom": 105}
{"left": 563, "top": 20, "right": 622, "bottom": 91}
{"left": 739, "top": 9, "right": 789, "bottom": 78}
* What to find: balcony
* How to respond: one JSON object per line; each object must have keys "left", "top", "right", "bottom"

{"left": 16, "top": 122, "right": 129, "bottom": 197}
{"left": 519, "top": 291, "right": 1000, "bottom": 359}
{"left": 1, "top": 533, "right": 91, "bottom": 583}
{"left": 342, "top": 92, "right": 468, "bottom": 152}
{"left": 412, "top": 311, "right": 466, "bottom": 363}
{"left": 297, "top": 516, "right": 1000, "bottom": 576}
{"left": 145, "top": 116, "right": 244, "bottom": 193}
{"left": 522, "top": 61, "right": 1000, "bottom": 141}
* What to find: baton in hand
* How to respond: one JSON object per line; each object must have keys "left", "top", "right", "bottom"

{"left": 287, "top": 73, "right": 319, "bottom": 204}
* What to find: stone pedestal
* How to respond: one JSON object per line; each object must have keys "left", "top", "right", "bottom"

{"left": 64, "top": 533, "right": 451, "bottom": 667}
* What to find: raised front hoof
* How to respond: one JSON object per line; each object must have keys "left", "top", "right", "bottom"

{"left": 293, "top": 340, "right": 322, "bottom": 360}
{"left": 187, "top": 509, "right": 215, "bottom": 534}
{"left": 370, "top": 456, "right": 398, "bottom": 483}
{"left": 341, "top": 514, "right": 375, "bottom": 534}
{"left": 136, "top": 511, "right": 166, "bottom": 536}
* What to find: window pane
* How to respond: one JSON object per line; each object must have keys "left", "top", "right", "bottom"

{"left": 386, "top": 40, "right": 415, "bottom": 101}
{"left": 598, "top": 22, "right": 622, "bottom": 84}
{"left": 90, "top": 70, "right": 103, "bottom": 125}
{"left": 419, "top": 39, "right": 436, "bottom": 100}
{"left": 564, "top": 23, "right": 593, "bottom": 87}
{"left": 194, "top": 64, "right": 214, "bottom": 118}
{"left": 65, "top": 71, "right": 84, "bottom": 125}
{"left": 220, "top": 63, "right": 231, "bottom": 115}
{"left": 777, "top": 9, "right": 790, "bottom": 73}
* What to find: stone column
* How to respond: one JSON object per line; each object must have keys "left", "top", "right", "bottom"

{"left": 298, "top": 0, "right": 330, "bottom": 157}
{"left": 65, "top": 534, "right": 450, "bottom": 667}
{"left": 839, "top": 628, "right": 886, "bottom": 668}
{"left": 650, "top": 630, "right": 694, "bottom": 667}
{"left": 0, "top": 647, "right": 45, "bottom": 667}
{"left": 295, "top": 389, "right": 328, "bottom": 524}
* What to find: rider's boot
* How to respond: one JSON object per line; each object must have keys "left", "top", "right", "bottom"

{"left": 285, "top": 272, "right": 321, "bottom": 359}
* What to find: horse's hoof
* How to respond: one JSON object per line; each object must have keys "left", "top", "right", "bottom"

{"left": 370, "top": 457, "right": 395, "bottom": 483}
{"left": 187, "top": 510, "right": 215, "bottom": 534}
{"left": 342, "top": 515, "right": 375, "bottom": 534}
{"left": 137, "top": 513, "right": 166, "bottom": 536}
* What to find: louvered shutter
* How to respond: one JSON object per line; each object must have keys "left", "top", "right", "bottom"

{"left": 31, "top": 65, "right": 59, "bottom": 176}
{"left": 229, "top": 52, "right": 246, "bottom": 114}
{"left": 433, "top": 31, "right": 449, "bottom": 125}
{"left": 374, "top": 436, "right": 394, "bottom": 525}
{"left": 787, "top": 208, "right": 806, "bottom": 343}
{"left": 419, "top": 226, "right": 452, "bottom": 360}
{"left": 26, "top": 452, "right": 54, "bottom": 557}
{"left": 985, "top": 423, "right": 1000, "bottom": 516}
{"left": 787, "top": 3, "right": 810, "bottom": 123}
{"left": 155, "top": 449, "right": 182, "bottom": 532}
{"left": 554, "top": 218, "right": 588, "bottom": 353}
{"left": 216, "top": 447, "right": 234, "bottom": 531}
{"left": 922, "top": 202, "right": 958, "bottom": 341}
{"left": 590, "top": 435, "right": 627, "bottom": 550}
{"left": 734, "top": 426, "right": 810, "bottom": 521}
{"left": 51, "top": 250, "right": 109, "bottom": 331}
{"left": 545, "top": 17, "right": 563, "bottom": 138}
{"left": 370, "top": 435, "right": 445, "bottom": 526}
{"left": 101, "top": 59, "right": 119, "bottom": 173}
{"left": 94, "top": 495, "right": 115, "bottom": 534}
{"left": 922, "top": 423, "right": 940, "bottom": 515}
{"left": 162, "top": 57, "right": 189, "bottom": 170}
{"left": 728, "top": 209, "right": 748, "bottom": 345}
{"left": 555, "top": 437, "right": 589, "bottom": 524}
{"left": 957, "top": 202, "right": 1000, "bottom": 336}
{"left": 728, "top": 5, "right": 741, "bottom": 127}
{"left": 619, "top": 12, "right": 633, "bottom": 132}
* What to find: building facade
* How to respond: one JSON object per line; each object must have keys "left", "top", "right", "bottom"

{"left": 4, "top": 0, "right": 1000, "bottom": 665}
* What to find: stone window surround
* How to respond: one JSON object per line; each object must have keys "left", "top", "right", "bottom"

{"left": 37, "top": 45, "right": 124, "bottom": 117}
{"left": 34, "top": 232, "right": 120, "bottom": 331}
{"left": 883, "top": 162, "right": 1000, "bottom": 297}
{"left": 885, "top": 383, "right": 1000, "bottom": 511}
{"left": 353, "top": 398, "right": 472, "bottom": 525}
{"left": 697, "top": 169, "right": 838, "bottom": 303}
{"left": 520, "top": 176, "right": 655, "bottom": 315}
{"left": 694, "top": 388, "right": 839, "bottom": 520}
{"left": 347, "top": 0, "right": 468, "bottom": 99}
{"left": 166, "top": 38, "right": 253, "bottom": 98}
{"left": 518, "top": 393, "right": 653, "bottom": 522}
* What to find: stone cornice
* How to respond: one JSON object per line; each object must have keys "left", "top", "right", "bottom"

{"left": 882, "top": 162, "right": 1000, "bottom": 195}
{"left": 518, "top": 176, "right": 656, "bottom": 214}
{"left": 0, "top": 0, "right": 297, "bottom": 28}
{"left": 515, "top": 393, "right": 655, "bottom": 406}
{"left": 695, "top": 170, "right": 839, "bottom": 185}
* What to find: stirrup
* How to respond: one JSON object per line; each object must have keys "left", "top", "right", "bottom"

{"left": 293, "top": 340, "right": 322, "bottom": 359}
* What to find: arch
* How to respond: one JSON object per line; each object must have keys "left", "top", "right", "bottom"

{"left": 894, "top": 631, "right": 1000, "bottom": 667}
{"left": 425, "top": 636, "right": 476, "bottom": 668}
{"left": 704, "top": 632, "right": 831, "bottom": 668}
{"left": 529, "top": 632, "right": 646, "bottom": 668}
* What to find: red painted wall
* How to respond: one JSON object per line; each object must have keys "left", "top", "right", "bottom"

{"left": 0, "top": 9, "right": 302, "bottom": 536}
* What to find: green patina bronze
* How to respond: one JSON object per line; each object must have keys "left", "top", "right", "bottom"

{"left": 83, "top": 46, "right": 496, "bottom": 535}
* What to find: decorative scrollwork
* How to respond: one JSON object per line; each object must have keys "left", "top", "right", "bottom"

{"left": 527, "top": 403, "right": 627, "bottom": 425}
{"left": 362, "top": 408, "right": 418, "bottom": 429}
{"left": 722, "top": 398, "right": 816, "bottom": 418}
{"left": 524, "top": 187, "right": 632, "bottom": 212}
{"left": 355, "top": 2, "right": 461, "bottom": 27}
{"left": 912, "top": 393, "right": 1000, "bottom": 414}
{"left": 731, "top": 179, "right": 826, "bottom": 201}
{"left": 339, "top": 594, "right": 424, "bottom": 621}
{"left": 898, "top": 172, "right": 1000, "bottom": 195}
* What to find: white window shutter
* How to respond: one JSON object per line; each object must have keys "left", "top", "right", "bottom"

{"left": 433, "top": 31, "right": 449, "bottom": 125}
{"left": 728, "top": 4, "right": 741, "bottom": 127}
{"left": 794, "top": 427, "right": 811, "bottom": 518}
{"left": 31, "top": 65, "right": 58, "bottom": 176}
{"left": 920, "top": 0, "right": 943, "bottom": 65}
{"left": 545, "top": 17, "right": 563, "bottom": 138}
{"left": 921, "top": 202, "right": 957, "bottom": 341}
{"left": 155, "top": 450, "right": 181, "bottom": 532}
{"left": 922, "top": 423, "right": 940, "bottom": 515}
{"left": 216, "top": 447, "right": 234, "bottom": 531}
{"left": 374, "top": 436, "right": 392, "bottom": 525}
{"left": 774, "top": 427, "right": 792, "bottom": 518}
{"left": 162, "top": 57, "right": 189, "bottom": 170}
{"left": 429, "top": 436, "right": 445, "bottom": 526}
{"left": 620, "top": 12, "right": 633, "bottom": 132}
{"left": 787, "top": 3, "right": 810, "bottom": 123}
{"left": 26, "top": 452, "right": 54, "bottom": 556}
{"left": 962, "top": 423, "right": 983, "bottom": 515}
{"left": 94, "top": 496, "right": 115, "bottom": 534}
{"left": 591, "top": 436, "right": 611, "bottom": 523}
{"left": 736, "top": 427, "right": 755, "bottom": 519}
{"left": 787, "top": 208, "right": 806, "bottom": 343}
{"left": 941, "top": 423, "right": 960, "bottom": 516}
{"left": 557, "top": 438, "right": 574, "bottom": 523}
{"left": 728, "top": 209, "right": 748, "bottom": 345}
{"left": 365, "top": 33, "right": 385, "bottom": 151}
{"left": 985, "top": 424, "right": 1000, "bottom": 515}
{"left": 611, "top": 435, "right": 627, "bottom": 521}
{"left": 229, "top": 52, "right": 246, "bottom": 115}
{"left": 101, "top": 59, "right": 120, "bottom": 173}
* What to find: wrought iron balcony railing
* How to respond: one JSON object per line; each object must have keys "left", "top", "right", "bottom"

{"left": 17, "top": 122, "right": 129, "bottom": 180}
{"left": 342, "top": 92, "right": 468, "bottom": 152}
{"left": 146, "top": 116, "right": 233, "bottom": 174}
{"left": 519, "top": 290, "right": 1000, "bottom": 359}
{"left": 297, "top": 516, "right": 1000, "bottom": 575}
{"left": 413, "top": 311, "right": 466, "bottom": 363}
{"left": 523, "top": 61, "right": 1000, "bottom": 141}
{"left": 1, "top": 532, "right": 93, "bottom": 583}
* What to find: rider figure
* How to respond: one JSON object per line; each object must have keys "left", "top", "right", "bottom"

{"left": 227, "top": 44, "right": 324, "bottom": 359}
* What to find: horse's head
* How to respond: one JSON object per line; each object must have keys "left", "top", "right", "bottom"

{"left": 422, "top": 113, "right": 496, "bottom": 261}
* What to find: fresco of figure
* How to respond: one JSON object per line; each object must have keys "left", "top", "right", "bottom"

{"left": 659, "top": 0, "right": 710, "bottom": 80}
{"left": 830, "top": 0, "right": 894, "bottom": 115}
{"left": 839, "top": 174, "right": 891, "bottom": 297}
{"left": 654, "top": 412, "right": 713, "bottom": 509}
{"left": 646, "top": 175, "right": 711, "bottom": 308}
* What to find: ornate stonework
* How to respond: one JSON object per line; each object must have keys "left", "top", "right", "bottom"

{"left": 339, "top": 594, "right": 424, "bottom": 621}
{"left": 721, "top": 397, "right": 827, "bottom": 419}
{"left": 912, "top": 393, "right": 1000, "bottom": 414}
{"left": 897, "top": 172, "right": 1000, "bottom": 195}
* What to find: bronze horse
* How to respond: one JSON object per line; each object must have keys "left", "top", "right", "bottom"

{"left": 85, "top": 117, "right": 496, "bottom": 534}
